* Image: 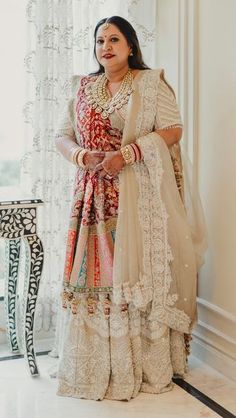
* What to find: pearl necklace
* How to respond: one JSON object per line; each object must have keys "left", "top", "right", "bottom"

{"left": 85, "top": 69, "right": 134, "bottom": 119}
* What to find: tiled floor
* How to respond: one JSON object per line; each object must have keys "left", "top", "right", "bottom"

{"left": 184, "top": 356, "right": 236, "bottom": 416}
{"left": 0, "top": 353, "right": 235, "bottom": 418}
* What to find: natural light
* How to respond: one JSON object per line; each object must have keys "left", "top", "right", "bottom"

{"left": 0, "top": 1, "right": 27, "bottom": 295}
{"left": 0, "top": 1, "right": 26, "bottom": 188}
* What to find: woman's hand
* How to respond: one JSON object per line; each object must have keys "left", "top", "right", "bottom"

{"left": 83, "top": 150, "right": 105, "bottom": 170}
{"left": 155, "top": 127, "right": 183, "bottom": 148}
{"left": 94, "top": 150, "right": 125, "bottom": 178}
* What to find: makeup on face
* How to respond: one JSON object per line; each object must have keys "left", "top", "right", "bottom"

{"left": 95, "top": 24, "right": 131, "bottom": 66}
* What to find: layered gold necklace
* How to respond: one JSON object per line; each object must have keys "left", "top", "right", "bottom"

{"left": 85, "top": 69, "right": 134, "bottom": 119}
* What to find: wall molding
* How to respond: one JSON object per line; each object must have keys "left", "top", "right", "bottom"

{"left": 178, "top": 0, "right": 188, "bottom": 154}
{"left": 197, "top": 297, "right": 236, "bottom": 324}
{"left": 191, "top": 297, "right": 236, "bottom": 381}
{"left": 178, "top": 0, "right": 199, "bottom": 163}
{"left": 192, "top": 332, "right": 236, "bottom": 383}
{"left": 196, "top": 297, "right": 236, "bottom": 350}
{"left": 178, "top": 0, "right": 201, "bottom": 210}
{"left": 197, "top": 319, "right": 236, "bottom": 348}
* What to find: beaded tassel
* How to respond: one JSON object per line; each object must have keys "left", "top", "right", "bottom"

{"left": 71, "top": 296, "right": 80, "bottom": 315}
{"left": 87, "top": 295, "right": 97, "bottom": 316}
{"left": 61, "top": 291, "right": 68, "bottom": 309}
{"left": 103, "top": 294, "right": 111, "bottom": 318}
{"left": 121, "top": 303, "right": 128, "bottom": 312}
{"left": 61, "top": 290, "right": 73, "bottom": 309}
{"left": 184, "top": 333, "right": 193, "bottom": 357}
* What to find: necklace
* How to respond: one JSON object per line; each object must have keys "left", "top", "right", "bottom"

{"left": 85, "top": 69, "right": 134, "bottom": 119}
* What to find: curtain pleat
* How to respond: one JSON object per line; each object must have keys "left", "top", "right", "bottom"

{"left": 21, "top": 0, "right": 158, "bottom": 337}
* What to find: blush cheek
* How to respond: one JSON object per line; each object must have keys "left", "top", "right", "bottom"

{"left": 96, "top": 47, "right": 102, "bottom": 59}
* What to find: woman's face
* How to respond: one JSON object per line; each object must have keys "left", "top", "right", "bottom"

{"left": 95, "top": 23, "right": 132, "bottom": 71}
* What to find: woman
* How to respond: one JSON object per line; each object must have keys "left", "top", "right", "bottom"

{"left": 55, "top": 16, "right": 206, "bottom": 401}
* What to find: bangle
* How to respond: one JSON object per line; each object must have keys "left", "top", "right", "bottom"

{"left": 130, "top": 143, "right": 142, "bottom": 161}
{"left": 76, "top": 149, "right": 87, "bottom": 169}
{"left": 120, "top": 145, "right": 136, "bottom": 165}
{"left": 72, "top": 148, "right": 81, "bottom": 165}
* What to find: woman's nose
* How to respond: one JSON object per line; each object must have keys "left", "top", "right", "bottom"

{"left": 103, "top": 41, "right": 111, "bottom": 51}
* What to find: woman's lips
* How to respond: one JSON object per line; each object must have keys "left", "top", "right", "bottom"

{"left": 103, "top": 54, "right": 115, "bottom": 59}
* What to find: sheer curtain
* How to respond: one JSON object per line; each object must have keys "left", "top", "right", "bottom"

{"left": 21, "top": 0, "right": 158, "bottom": 336}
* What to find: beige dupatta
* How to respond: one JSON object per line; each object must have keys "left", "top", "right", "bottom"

{"left": 113, "top": 69, "right": 207, "bottom": 334}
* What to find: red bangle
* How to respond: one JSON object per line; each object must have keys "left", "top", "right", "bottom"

{"left": 130, "top": 143, "right": 142, "bottom": 161}
{"left": 134, "top": 143, "right": 142, "bottom": 160}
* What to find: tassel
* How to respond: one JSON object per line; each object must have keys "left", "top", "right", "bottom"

{"left": 71, "top": 296, "right": 80, "bottom": 314}
{"left": 103, "top": 294, "right": 111, "bottom": 318}
{"left": 87, "top": 295, "right": 97, "bottom": 316}
{"left": 184, "top": 333, "right": 192, "bottom": 357}
{"left": 61, "top": 291, "right": 68, "bottom": 309}
{"left": 121, "top": 303, "right": 128, "bottom": 312}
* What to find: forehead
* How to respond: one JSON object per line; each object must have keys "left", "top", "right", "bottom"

{"left": 96, "top": 23, "right": 123, "bottom": 38}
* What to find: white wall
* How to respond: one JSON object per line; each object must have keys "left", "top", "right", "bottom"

{"left": 156, "top": 0, "right": 179, "bottom": 92}
{"left": 157, "top": 0, "right": 236, "bottom": 381}
{"left": 195, "top": 0, "right": 236, "bottom": 380}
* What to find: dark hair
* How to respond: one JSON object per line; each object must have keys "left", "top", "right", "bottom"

{"left": 91, "top": 16, "right": 150, "bottom": 75}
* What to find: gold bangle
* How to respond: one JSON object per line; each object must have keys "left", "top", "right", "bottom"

{"left": 120, "top": 145, "right": 135, "bottom": 165}
{"left": 76, "top": 148, "right": 87, "bottom": 169}
{"left": 72, "top": 148, "right": 81, "bottom": 165}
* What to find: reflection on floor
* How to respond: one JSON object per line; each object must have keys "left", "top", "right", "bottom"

{"left": 0, "top": 352, "right": 235, "bottom": 418}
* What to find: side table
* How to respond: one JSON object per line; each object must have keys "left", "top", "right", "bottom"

{"left": 0, "top": 197, "right": 44, "bottom": 376}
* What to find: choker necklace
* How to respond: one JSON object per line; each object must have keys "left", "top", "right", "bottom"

{"left": 85, "top": 69, "right": 134, "bottom": 119}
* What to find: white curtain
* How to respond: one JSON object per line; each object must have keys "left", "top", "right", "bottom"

{"left": 21, "top": 0, "right": 158, "bottom": 334}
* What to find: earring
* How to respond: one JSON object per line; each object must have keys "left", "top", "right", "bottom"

{"left": 129, "top": 51, "right": 133, "bottom": 56}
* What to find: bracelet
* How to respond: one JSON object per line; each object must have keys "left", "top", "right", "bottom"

{"left": 120, "top": 145, "right": 136, "bottom": 165}
{"left": 72, "top": 148, "right": 81, "bottom": 165}
{"left": 76, "top": 149, "right": 87, "bottom": 169}
{"left": 130, "top": 143, "right": 142, "bottom": 161}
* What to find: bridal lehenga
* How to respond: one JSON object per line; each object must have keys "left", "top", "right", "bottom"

{"left": 55, "top": 69, "right": 207, "bottom": 400}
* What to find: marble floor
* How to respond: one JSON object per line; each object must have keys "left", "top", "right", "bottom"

{"left": 0, "top": 352, "right": 235, "bottom": 418}
{"left": 184, "top": 356, "right": 236, "bottom": 416}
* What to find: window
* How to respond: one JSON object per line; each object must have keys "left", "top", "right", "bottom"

{"left": 0, "top": 1, "right": 26, "bottom": 187}
{"left": 0, "top": 1, "right": 26, "bottom": 297}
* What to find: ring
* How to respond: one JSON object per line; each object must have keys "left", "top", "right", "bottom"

{"left": 102, "top": 166, "right": 113, "bottom": 179}
{"left": 106, "top": 173, "right": 113, "bottom": 179}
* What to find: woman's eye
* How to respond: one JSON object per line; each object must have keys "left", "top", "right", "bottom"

{"left": 96, "top": 37, "right": 119, "bottom": 45}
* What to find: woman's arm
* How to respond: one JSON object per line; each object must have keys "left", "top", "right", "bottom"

{"left": 154, "top": 74, "right": 183, "bottom": 148}
{"left": 95, "top": 71, "right": 184, "bottom": 176}
{"left": 54, "top": 94, "right": 83, "bottom": 164}
{"left": 55, "top": 133, "right": 81, "bottom": 163}
{"left": 119, "top": 75, "right": 183, "bottom": 163}
{"left": 55, "top": 105, "right": 105, "bottom": 170}
{"left": 55, "top": 132, "right": 105, "bottom": 170}
{"left": 155, "top": 126, "right": 183, "bottom": 148}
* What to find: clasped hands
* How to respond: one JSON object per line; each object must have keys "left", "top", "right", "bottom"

{"left": 83, "top": 150, "right": 125, "bottom": 178}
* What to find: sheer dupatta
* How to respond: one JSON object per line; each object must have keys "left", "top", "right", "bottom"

{"left": 113, "top": 69, "right": 207, "bottom": 334}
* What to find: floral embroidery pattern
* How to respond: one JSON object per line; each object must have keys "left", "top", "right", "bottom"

{"left": 62, "top": 76, "right": 121, "bottom": 295}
